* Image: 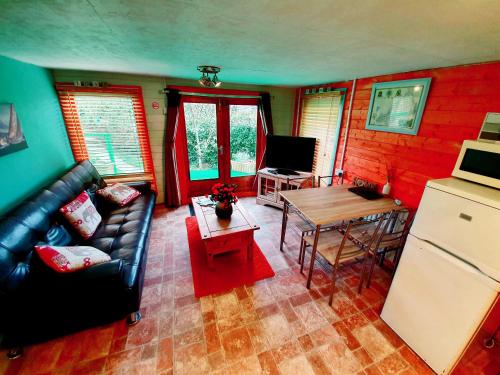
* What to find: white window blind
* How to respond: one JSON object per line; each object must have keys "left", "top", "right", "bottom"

{"left": 299, "top": 91, "right": 343, "bottom": 176}
{"left": 74, "top": 95, "right": 145, "bottom": 176}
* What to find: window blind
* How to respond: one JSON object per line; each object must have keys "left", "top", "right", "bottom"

{"left": 56, "top": 84, "right": 157, "bottom": 190}
{"left": 299, "top": 91, "right": 343, "bottom": 177}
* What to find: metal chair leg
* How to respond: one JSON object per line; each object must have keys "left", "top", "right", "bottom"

{"left": 328, "top": 267, "right": 339, "bottom": 306}
{"left": 366, "top": 252, "right": 379, "bottom": 289}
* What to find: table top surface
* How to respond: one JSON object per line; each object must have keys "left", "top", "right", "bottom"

{"left": 280, "top": 185, "right": 404, "bottom": 226}
{"left": 191, "top": 196, "right": 260, "bottom": 240}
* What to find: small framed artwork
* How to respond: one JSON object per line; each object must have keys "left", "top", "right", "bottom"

{"left": 0, "top": 103, "right": 28, "bottom": 156}
{"left": 365, "top": 78, "right": 431, "bottom": 135}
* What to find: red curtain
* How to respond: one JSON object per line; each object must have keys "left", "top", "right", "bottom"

{"left": 164, "top": 89, "right": 182, "bottom": 206}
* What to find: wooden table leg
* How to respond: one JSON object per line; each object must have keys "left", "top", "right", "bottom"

{"left": 207, "top": 251, "right": 215, "bottom": 269}
{"left": 279, "top": 200, "right": 289, "bottom": 252}
{"left": 306, "top": 225, "right": 321, "bottom": 289}
{"left": 247, "top": 239, "right": 253, "bottom": 261}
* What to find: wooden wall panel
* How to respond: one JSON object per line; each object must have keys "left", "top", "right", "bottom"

{"left": 297, "top": 61, "right": 500, "bottom": 209}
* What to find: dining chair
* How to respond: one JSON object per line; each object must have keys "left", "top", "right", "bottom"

{"left": 317, "top": 174, "right": 342, "bottom": 187}
{"left": 300, "top": 214, "right": 387, "bottom": 305}
{"left": 351, "top": 210, "right": 414, "bottom": 289}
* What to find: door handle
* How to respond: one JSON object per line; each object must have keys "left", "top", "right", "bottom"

{"left": 218, "top": 145, "right": 224, "bottom": 155}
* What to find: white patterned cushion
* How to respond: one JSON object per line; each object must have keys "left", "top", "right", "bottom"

{"left": 97, "top": 183, "right": 141, "bottom": 206}
{"left": 35, "top": 245, "right": 110, "bottom": 273}
{"left": 59, "top": 191, "right": 101, "bottom": 239}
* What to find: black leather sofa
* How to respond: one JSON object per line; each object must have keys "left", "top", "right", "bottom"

{"left": 0, "top": 160, "right": 156, "bottom": 357}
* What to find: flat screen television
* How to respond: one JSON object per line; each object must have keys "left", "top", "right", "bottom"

{"left": 265, "top": 135, "right": 316, "bottom": 173}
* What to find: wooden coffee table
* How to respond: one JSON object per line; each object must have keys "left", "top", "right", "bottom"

{"left": 191, "top": 196, "right": 260, "bottom": 269}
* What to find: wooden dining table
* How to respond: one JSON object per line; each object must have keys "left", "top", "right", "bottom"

{"left": 279, "top": 184, "right": 404, "bottom": 288}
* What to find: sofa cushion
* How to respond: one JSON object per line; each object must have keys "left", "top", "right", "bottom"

{"left": 35, "top": 245, "right": 111, "bottom": 273}
{"left": 97, "top": 183, "right": 141, "bottom": 207}
{"left": 60, "top": 191, "right": 102, "bottom": 239}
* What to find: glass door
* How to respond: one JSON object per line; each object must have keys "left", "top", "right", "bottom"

{"left": 179, "top": 96, "right": 263, "bottom": 200}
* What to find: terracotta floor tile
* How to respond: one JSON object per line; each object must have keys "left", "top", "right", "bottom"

{"left": 79, "top": 325, "right": 115, "bottom": 361}
{"left": 174, "top": 326, "right": 204, "bottom": 348}
{"left": 376, "top": 351, "right": 409, "bottom": 374}
{"left": 352, "top": 324, "right": 394, "bottom": 362}
{"left": 174, "top": 303, "right": 203, "bottom": 334}
{"left": 258, "top": 350, "right": 280, "bottom": 375}
{"left": 353, "top": 347, "right": 374, "bottom": 367}
{"left": 220, "top": 326, "right": 254, "bottom": 361}
{"left": 289, "top": 292, "right": 312, "bottom": 307}
{"left": 220, "top": 354, "right": 262, "bottom": 375}
{"left": 309, "top": 324, "right": 342, "bottom": 347}
{"left": 306, "top": 352, "right": 332, "bottom": 375}
{"left": 125, "top": 317, "right": 159, "bottom": 349}
{"left": 214, "top": 291, "right": 241, "bottom": 319}
{"left": 105, "top": 347, "right": 142, "bottom": 373}
{"left": 204, "top": 322, "right": 221, "bottom": 354}
{"left": 279, "top": 354, "right": 316, "bottom": 375}
{"left": 320, "top": 340, "right": 363, "bottom": 374}
{"left": 174, "top": 342, "right": 209, "bottom": 375}
{"left": 343, "top": 312, "right": 370, "bottom": 331}
{"left": 207, "top": 350, "right": 226, "bottom": 371}
{"left": 294, "top": 301, "right": 329, "bottom": 333}
{"left": 18, "top": 338, "right": 65, "bottom": 375}
{"left": 234, "top": 286, "right": 249, "bottom": 300}
{"left": 332, "top": 321, "right": 361, "bottom": 350}
{"left": 157, "top": 337, "right": 173, "bottom": 371}
{"left": 255, "top": 302, "right": 280, "bottom": 319}
{"left": 373, "top": 319, "right": 405, "bottom": 349}
{"left": 261, "top": 313, "right": 294, "bottom": 348}
{"left": 399, "top": 346, "right": 435, "bottom": 375}
{"left": 71, "top": 356, "right": 107, "bottom": 375}
{"left": 247, "top": 321, "right": 270, "bottom": 353}
{"left": 331, "top": 293, "right": 359, "bottom": 319}
{"left": 175, "top": 294, "right": 198, "bottom": 308}
{"left": 271, "top": 340, "right": 302, "bottom": 364}
{"left": 298, "top": 334, "right": 315, "bottom": 352}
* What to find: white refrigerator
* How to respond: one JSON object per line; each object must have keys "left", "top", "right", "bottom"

{"left": 381, "top": 177, "right": 500, "bottom": 375}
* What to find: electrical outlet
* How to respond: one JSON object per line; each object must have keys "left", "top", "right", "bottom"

{"left": 335, "top": 168, "right": 344, "bottom": 176}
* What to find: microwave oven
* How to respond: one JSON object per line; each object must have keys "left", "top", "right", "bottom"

{"left": 452, "top": 140, "right": 500, "bottom": 189}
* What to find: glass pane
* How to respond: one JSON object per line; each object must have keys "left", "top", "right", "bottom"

{"left": 75, "top": 95, "right": 144, "bottom": 176}
{"left": 230, "top": 105, "right": 257, "bottom": 177}
{"left": 184, "top": 102, "right": 219, "bottom": 181}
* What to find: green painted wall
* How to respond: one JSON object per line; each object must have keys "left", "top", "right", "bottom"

{"left": 0, "top": 56, "right": 74, "bottom": 215}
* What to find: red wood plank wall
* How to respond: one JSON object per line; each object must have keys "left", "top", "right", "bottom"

{"left": 295, "top": 61, "right": 500, "bottom": 209}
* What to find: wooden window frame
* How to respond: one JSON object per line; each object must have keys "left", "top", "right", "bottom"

{"left": 55, "top": 83, "right": 157, "bottom": 190}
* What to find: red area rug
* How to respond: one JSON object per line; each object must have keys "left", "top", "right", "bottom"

{"left": 185, "top": 216, "right": 275, "bottom": 298}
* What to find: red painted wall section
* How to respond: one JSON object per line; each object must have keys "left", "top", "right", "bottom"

{"left": 296, "top": 61, "right": 500, "bottom": 209}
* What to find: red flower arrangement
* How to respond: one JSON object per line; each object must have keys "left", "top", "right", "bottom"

{"left": 210, "top": 183, "right": 238, "bottom": 205}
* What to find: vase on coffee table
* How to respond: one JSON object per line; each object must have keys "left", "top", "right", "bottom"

{"left": 215, "top": 201, "right": 233, "bottom": 219}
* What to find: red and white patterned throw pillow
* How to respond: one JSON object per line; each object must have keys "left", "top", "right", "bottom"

{"left": 35, "top": 245, "right": 111, "bottom": 273}
{"left": 59, "top": 191, "right": 101, "bottom": 239}
{"left": 97, "top": 183, "right": 141, "bottom": 206}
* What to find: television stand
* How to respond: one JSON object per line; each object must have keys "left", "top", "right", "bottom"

{"left": 256, "top": 168, "right": 314, "bottom": 209}
{"left": 269, "top": 168, "right": 300, "bottom": 176}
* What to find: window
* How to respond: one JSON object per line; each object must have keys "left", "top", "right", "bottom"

{"left": 299, "top": 90, "right": 345, "bottom": 177}
{"left": 56, "top": 84, "right": 156, "bottom": 189}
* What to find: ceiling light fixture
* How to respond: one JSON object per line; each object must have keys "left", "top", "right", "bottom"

{"left": 197, "top": 65, "right": 222, "bottom": 88}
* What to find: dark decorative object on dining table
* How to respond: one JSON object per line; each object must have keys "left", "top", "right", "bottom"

{"left": 210, "top": 183, "right": 238, "bottom": 219}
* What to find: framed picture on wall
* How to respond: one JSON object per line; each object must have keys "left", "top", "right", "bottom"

{"left": 365, "top": 78, "right": 431, "bottom": 135}
{"left": 0, "top": 103, "right": 28, "bottom": 156}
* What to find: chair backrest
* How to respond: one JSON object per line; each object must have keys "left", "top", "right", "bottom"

{"left": 317, "top": 175, "right": 342, "bottom": 187}
{"left": 285, "top": 175, "right": 315, "bottom": 190}
{"left": 372, "top": 209, "right": 414, "bottom": 251}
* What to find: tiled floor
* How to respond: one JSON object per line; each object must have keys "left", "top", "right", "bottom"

{"left": 0, "top": 198, "right": 435, "bottom": 375}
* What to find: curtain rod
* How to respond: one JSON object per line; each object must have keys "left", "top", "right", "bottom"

{"left": 163, "top": 89, "right": 261, "bottom": 99}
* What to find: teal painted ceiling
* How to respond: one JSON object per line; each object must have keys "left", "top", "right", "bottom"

{"left": 0, "top": 0, "right": 499, "bottom": 86}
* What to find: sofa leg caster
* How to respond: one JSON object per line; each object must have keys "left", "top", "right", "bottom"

{"left": 7, "top": 347, "right": 23, "bottom": 359}
{"left": 127, "top": 311, "right": 142, "bottom": 326}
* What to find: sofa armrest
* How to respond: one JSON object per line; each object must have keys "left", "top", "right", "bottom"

{"left": 125, "top": 181, "right": 151, "bottom": 194}
{"left": 66, "top": 259, "right": 123, "bottom": 282}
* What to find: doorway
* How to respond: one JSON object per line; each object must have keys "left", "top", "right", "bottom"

{"left": 177, "top": 96, "right": 264, "bottom": 201}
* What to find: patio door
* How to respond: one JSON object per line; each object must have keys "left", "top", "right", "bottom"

{"left": 178, "top": 96, "right": 263, "bottom": 201}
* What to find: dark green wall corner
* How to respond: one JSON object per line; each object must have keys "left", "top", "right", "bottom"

{"left": 0, "top": 55, "right": 74, "bottom": 215}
